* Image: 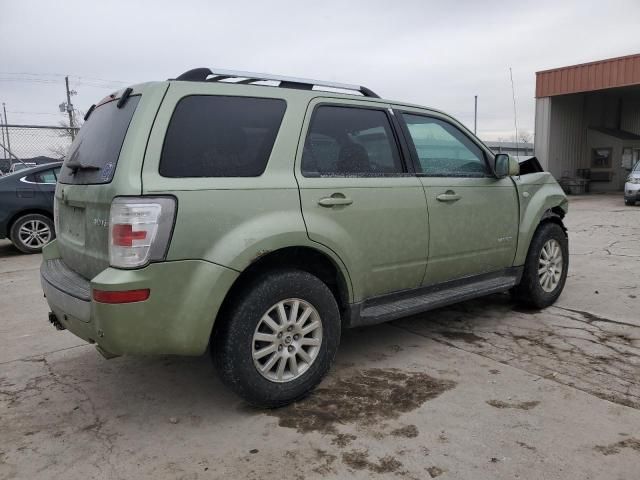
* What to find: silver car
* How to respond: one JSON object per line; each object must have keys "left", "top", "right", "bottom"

{"left": 625, "top": 161, "right": 640, "bottom": 206}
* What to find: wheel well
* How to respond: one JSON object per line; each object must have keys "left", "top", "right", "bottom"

{"left": 212, "top": 247, "right": 350, "bottom": 338}
{"left": 7, "top": 209, "right": 53, "bottom": 235}
{"left": 540, "top": 207, "right": 567, "bottom": 235}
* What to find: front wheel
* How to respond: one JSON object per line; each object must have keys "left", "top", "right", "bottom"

{"left": 625, "top": 199, "right": 635, "bottom": 206}
{"left": 212, "top": 269, "right": 341, "bottom": 408}
{"left": 9, "top": 213, "right": 55, "bottom": 254}
{"left": 512, "top": 222, "right": 568, "bottom": 309}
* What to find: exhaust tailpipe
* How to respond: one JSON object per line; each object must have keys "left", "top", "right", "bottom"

{"left": 48, "top": 312, "right": 66, "bottom": 331}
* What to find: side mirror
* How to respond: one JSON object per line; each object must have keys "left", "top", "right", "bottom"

{"left": 494, "top": 154, "right": 520, "bottom": 178}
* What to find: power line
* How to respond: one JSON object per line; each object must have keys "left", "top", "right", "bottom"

{"left": 0, "top": 71, "right": 133, "bottom": 84}
{"left": 7, "top": 111, "right": 62, "bottom": 116}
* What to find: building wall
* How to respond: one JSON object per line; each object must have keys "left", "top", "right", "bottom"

{"left": 534, "top": 97, "right": 551, "bottom": 170}
{"left": 621, "top": 94, "right": 640, "bottom": 134}
{"left": 535, "top": 89, "right": 640, "bottom": 189}
{"left": 546, "top": 94, "right": 585, "bottom": 179}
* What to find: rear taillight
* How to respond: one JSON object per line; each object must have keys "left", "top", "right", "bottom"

{"left": 109, "top": 197, "right": 176, "bottom": 268}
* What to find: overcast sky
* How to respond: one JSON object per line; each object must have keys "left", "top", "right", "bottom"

{"left": 2, "top": 0, "right": 639, "bottom": 141}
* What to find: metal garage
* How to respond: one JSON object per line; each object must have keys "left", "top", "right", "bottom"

{"left": 534, "top": 53, "right": 640, "bottom": 192}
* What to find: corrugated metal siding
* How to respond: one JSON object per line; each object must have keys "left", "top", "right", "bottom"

{"left": 621, "top": 96, "right": 640, "bottom": 135}
{"left": 534, "top": 97, "right": 551, "bottom": 169}
{"left": 536, "top": 53, "right": 640, "bottom": 98}
{"left": 547, "top": 95, "right": 585, "bottom": 178}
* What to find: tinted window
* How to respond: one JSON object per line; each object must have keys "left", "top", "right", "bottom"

{"left": 402, "top": 114, "right": 487, "bottom": 176}
{"left": 59, "top": 96, "right": 141, "bottom": 185}
{"left": 302, "top": 106, "right": 403, "bottom": 176}
{"left": 26, "top": 168, "right": 57, "bottom": 183}
{"left": 160, "top": 96, "right": 286, "bottom": 178}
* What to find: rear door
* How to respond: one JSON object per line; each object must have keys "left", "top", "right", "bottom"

{"left": 398, "top": 110, "right": 519, "bottom": 285}
{"left": 295, "top": 99, "right": 429, "bottom": 302}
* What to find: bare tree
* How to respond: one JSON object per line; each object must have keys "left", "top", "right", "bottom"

{"left": 518, "top": 130, "right": 532, "bottom": 144}
{"left": 48, "top": 111, "right": 83, "bottom": 159}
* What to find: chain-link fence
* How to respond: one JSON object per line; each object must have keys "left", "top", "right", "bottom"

{"left": 0, "top": 124, "right": 79, "bottom": 173}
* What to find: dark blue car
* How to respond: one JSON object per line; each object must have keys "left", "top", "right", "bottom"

{"left": 0, "top": 162, "right": 62, "bottom": 253}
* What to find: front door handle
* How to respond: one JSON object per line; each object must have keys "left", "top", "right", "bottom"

{"left": 436, "top": 191, "right": 461, "bottom": 202}
{"left": 318, "top": 194, "right": 353, "bottom": 207}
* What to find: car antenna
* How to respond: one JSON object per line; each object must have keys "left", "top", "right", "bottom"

{"left": 509, "top": 67, "right": 520, "bottom": 158}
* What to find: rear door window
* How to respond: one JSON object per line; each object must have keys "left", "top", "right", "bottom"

{"left": 159, "top": 96, "right": 287, "bottom": 177}
{"left": 26, "top": 168, "right": 57, "bottom": 183}
{"left": 58, "top": 96, "right": 141, "bottom": 185}
{"left": 301, "top": 106, "right": 404, "bottom": 176}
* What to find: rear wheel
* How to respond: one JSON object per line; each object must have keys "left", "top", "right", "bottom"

{"left": 212, "top": 269, "right": 341, "bottom": 408}
{"left": 512, "top": 222, "right": 568, "bottom": 309}
{"left": 9, "top": 213, "right": 55, "bottom": 254}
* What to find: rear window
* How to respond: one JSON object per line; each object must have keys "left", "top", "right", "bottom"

{"left": 159, "top": 96, "right": 286, "bottom": 177}
{"left": 58, "top": 96, "right": 141, "bottom": 185}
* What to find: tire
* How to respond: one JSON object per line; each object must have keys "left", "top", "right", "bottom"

{"left": 512, "top": 222, "right": 568, "bottom": 309}
{"left": 212, "top": 269, "right": 341, "bottom": 408}
{"left": 9, "top": 213, "right": 55, "bottom": 254}
{"left": 625, "top": 199, "right": 635, "bottom": 206}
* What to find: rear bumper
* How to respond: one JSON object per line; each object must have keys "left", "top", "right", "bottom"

{"left": 40, "top": 240, "right": 239, "bottom": 356}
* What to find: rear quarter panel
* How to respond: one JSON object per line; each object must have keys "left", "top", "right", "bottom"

{"left": 0, "top": 173, "right": 54, "bottom": 238}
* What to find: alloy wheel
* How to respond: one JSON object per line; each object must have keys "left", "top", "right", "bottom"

{"left": 18, "top": 219, "right": 52, "bottom": 249}
{"left": 252, "top": 298, "right": 323, "bottom": 383}
{"left": 538, "top": 239, "right": 563, "bottom": 293}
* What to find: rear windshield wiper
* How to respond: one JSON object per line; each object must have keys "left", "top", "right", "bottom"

{"left": 66, "top": 160, "right": 100, "bottom": 173}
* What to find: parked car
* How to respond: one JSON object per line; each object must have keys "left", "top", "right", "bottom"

{"left": 624, "top": 161, "right": 640, "bottom": 205}
{"left": 9, "top": 162, "right": 37, "bottom": 173}
{"left": 0, "top": 162, "right": 61, "bottom": 253}
{"left": 40, "top": 69, "right": 569, "bottom": 407}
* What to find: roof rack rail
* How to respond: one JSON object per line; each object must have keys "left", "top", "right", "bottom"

{"left": 172, "top": 68, "right": 380, "bottom": 98}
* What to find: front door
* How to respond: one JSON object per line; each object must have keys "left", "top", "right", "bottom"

{"left": 295, "top": 100, "right": 429, "bottom": 302}
{"left": 399, "top": 111, "right": 519, "bottom": 285}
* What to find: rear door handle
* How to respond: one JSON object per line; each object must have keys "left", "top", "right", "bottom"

{"left": 318, "top": 194, "right": 353, "bottom": 207}
{"left": 436, "top": 191, "right": 461, "bottom": 202}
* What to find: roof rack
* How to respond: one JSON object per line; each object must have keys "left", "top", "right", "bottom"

{"left": 172, "top": 68, "right": 380, "bottom": 98}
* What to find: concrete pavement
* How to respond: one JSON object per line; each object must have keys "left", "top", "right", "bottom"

{"left": 1, "top": 194, "right": 638, "bottom": 479}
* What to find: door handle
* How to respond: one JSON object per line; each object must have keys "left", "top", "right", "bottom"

{"left": 318, "top": 194, "right": 353, "bottom": 207}
{"left": 436, "top": 191, "right": 461, "bottom": 202}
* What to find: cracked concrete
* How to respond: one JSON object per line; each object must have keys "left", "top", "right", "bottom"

{"left": 1, "top": 194, "right": 639, "bottom": 479}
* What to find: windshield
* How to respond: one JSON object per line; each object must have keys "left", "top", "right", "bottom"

{"left": 58, "top": 95, "right": 140, "bottom": 185}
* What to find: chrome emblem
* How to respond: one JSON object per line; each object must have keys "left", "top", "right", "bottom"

{"left": 93, "top": 218, "right": 109, "bottom": 228}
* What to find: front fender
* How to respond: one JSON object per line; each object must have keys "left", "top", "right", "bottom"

{"left": 514, "top": 174, "right": 568, "bottom": 265}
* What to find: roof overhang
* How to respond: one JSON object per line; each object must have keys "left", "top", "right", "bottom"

{"left": 535, "top": 53, "right": 640, "bottom": 98}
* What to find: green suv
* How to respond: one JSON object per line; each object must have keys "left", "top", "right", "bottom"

{"left": 40, "top": 68, "right": 569, "bottom": 407}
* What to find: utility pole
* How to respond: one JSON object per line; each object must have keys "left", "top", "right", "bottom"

{"left": 65, "top": 76, "right": 76, "bottom": 141}
{"left": 2, "top": 103, "right": 12, "bottom": 166}
{"left": 0, "top": 112, "right": 6, "bottom": 161}
{"left": 473, "top": 95, "right": 478, "bottom": 135}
